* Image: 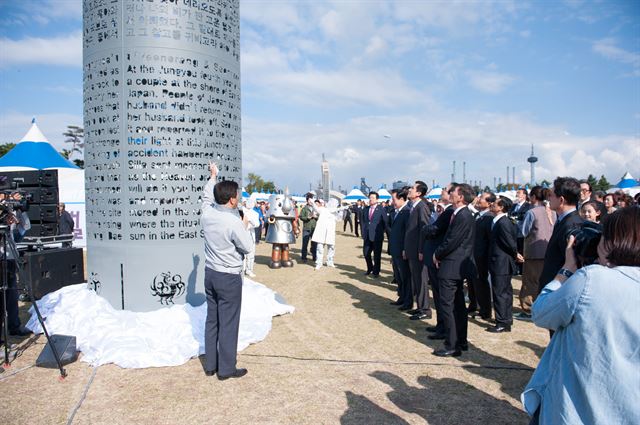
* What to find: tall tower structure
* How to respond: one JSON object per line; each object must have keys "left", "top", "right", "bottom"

{"left": 321, "top": 153, "right": 330, "bottom": 201}
{"left": 452, "top": 161, "right": 456, "bottom": 183}
{"left": 462, "top": 161, "right": 466, "bottom": 183}
{"left": 83, "top": 0, "right": 241, "bottom": 311}
{"left": 527, "top": 145, "right": 538, "bottom": 186}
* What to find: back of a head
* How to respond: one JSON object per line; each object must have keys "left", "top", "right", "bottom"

{"left": 553, "top": 177, "right": 580, "bottom": 206}
{"left": 529, "top": 185, "right": 544, "bottom": 202}
{"left": 457, "top": 183, "right": 475, "bottom": 204}
{"left": 601, "top": 207, "right": 640, "bottom": 267}
{"left": 415, "top": 180, "right": 428, "bottom": 197}
{"left": 498, "top": 196, "right": 513, "bottom": 213}
{"left": 214, "top": 180, "right": 239, "bottom": 205}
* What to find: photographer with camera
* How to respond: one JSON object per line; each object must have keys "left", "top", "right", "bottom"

{"left": 0, "top": 192, "right": 32, "bottom": 346}
{"left": 521, "top": 207, "right": 640, "bottom": 425}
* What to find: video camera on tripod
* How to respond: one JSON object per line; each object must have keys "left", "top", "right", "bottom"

{"left": 0, "top": 176, "right": 33, "bottom": 223}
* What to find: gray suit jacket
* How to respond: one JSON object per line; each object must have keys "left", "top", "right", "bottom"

{"left": 404, "top": 199, "right": 431, "bottom": 260}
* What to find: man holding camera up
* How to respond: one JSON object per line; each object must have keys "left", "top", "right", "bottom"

{"left": 201, "top": 162, "right": 253, "bottom": 380}
{"left": 0, "top": 193, "right": 31, "bottom": 347}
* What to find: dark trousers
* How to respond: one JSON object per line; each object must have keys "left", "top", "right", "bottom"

{"left": 354, "top": 218, "right": 360, "bottom": 237}
{"left": 409, "top": 258, "right": 430, "bottom": 313}
{"left": 301, "top": 229, "right": 317, "bottom": 261}
{"left": 439, "top": 277, "right": 468, "bottom": 351}
{"left": 426, "top": 263, "right": 444, "bottom": 332}
{"left": 343, "top": 217, "right": 353, "bottom": 232}
{"left": 1, "top": 260, "right": 20, "bottom": 334}
{"left": 490, "top": 273, "right": 513, "bottom": 326}
{"left": 204, "top": 268, "right": 242, "bottom": 376}
{"left": 392, "top": 256, "right": 412, "bottom": 307}
{"left": 473, "top": 259, "right": 492, "bottom": 318}
{"left": 254, "top": 225, "right": 262, "bottom": 244}
{"left": 363, "top": 238, "right": 383, "bottom": 274}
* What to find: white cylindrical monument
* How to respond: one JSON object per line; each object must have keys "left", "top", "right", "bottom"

{"left": 83, "top": 0, "right": 241, "bottom": 311}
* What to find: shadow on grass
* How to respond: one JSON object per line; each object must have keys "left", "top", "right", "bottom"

{"left": 340, "top": 371, "right": 528, "bottom": 424}
{"left": 327, "top": 275, "right": 535, "bottom": 401}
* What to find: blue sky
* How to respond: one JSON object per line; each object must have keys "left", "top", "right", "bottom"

{"left": 1, "top": 0, "right": 639, "bottom": 192}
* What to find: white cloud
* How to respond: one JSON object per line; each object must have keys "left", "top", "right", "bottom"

{"left": 592, "top": 38, "right": 640, "bottom": 75}
{"left": 0, "top": 31, "right": 82, "bottom": 68}
{"left": 467, "top": 70, "right": 515, "bottom": 93}
{"left": 241, "top": 110, "right": 639, "bottom": 193}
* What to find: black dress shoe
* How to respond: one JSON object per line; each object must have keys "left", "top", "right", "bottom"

{"left": 466, "top": 307, "right": 478, "bottom": 315}
{"left": 205, "top": 370, "right": 216, "bottom": 376}
{"left": 410, "top": 311, "right": 432, "bottom": 320}
{"left": 427, "top": 333, "right": 445, "bottom": 340}
{"left": 486, "top": 325, "right": 511, "bottom": 333}
{"left": 364, "top": 271, "right": 372, "bottom": 276}
{"left": 217, "top": 368, "right": 248, "bottom": 381}
{"left": 9, "top": 328, "right": 31, "bottom": 337}
{"left": 425, "top": 326, "right": 439, "bottom": 333}
{"left": 458, "top": 343, "right": 469, "bottom": 351}
{"left": 389, "top": 300, "right": 403, "bottom": 306}
{"left": 398, "top": 305, "right": 412, "bottom": 311}
{"left": 433, "top": 348, "right": 461, "bottom": 357}
{"left": 372, "top": 273, "right": 380, "bottom": 278}
{"left": 406, "top": 308, "right": 421, "bottom": 315}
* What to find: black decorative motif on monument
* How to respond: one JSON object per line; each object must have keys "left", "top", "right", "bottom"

{"left": 150, "top": 271, "right": 185, "bottom": 305}
{"left": 88, "top": 272, "right": 102, "bottom": 294}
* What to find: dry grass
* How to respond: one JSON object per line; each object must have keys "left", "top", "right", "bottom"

{"left": 1, "top": 231, "right": 549, "bottom": 424}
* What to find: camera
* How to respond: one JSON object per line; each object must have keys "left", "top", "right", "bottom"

{"left": 567, "top": 221, "right": 602, "bottom": 267}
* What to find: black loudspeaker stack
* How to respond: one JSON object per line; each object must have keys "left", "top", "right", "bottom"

{"left": 3, "top": 170, "right": 60, "bottom": 237}
{"left": 19, "top": 248, "right": 85, "bottom": 300}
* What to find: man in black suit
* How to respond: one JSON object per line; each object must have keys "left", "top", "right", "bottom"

{"left": 471, "top": 191, "right": 496, "bottom": 320}
{"left": 431, "top": 183, "right": 476, "bottom": 357}
{"left": 487, "top": 196, "right": 522, "bottom": 333}
{"left": 510, "top": 188, "right": 531, "bottom": 275}
{"left": 388, "top": 187, "right": 412, "bottom": 308}
{"left": 353, "top": 201, "right": 361, "bottom": 237}
{"left": 404, "top": 181, "right": 432, "bottom": 319}
{"left": 422, "top": 184, "right": 454, "bottom": 336}
{"left": 361, "top": 192, "right": 387, "bottom": 277}
{"left": 538, "top": 177, "right": 584, "bottom": 291}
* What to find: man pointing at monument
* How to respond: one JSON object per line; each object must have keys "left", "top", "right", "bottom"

{"left": 202, "top": 162, "right": 253, "bottom": 380}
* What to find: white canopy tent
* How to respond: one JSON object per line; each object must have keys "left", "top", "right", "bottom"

{"left": 0, "top": 120, "right": 86, "bottom": 247}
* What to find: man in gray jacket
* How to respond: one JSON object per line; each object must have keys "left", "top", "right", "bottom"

{"left": 202, "top": 162, "right": 253, "bottom": 380}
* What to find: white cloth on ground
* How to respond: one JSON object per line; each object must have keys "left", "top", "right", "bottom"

{"left": 26, "top": 278, "right": 294, "bottom": 369}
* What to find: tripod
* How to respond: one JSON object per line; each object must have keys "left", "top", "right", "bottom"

{"left": 1, "top": 224, "right": 67, "bottom": 378}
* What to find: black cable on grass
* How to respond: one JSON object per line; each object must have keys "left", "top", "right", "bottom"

{"left": 239, "top": 353, "right": 535, "bottom": 371}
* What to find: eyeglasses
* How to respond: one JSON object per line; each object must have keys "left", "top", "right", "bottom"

{"left": 580, "top": 189, "right": 591, "bottom": 193}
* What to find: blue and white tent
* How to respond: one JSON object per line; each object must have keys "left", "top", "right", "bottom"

{"left": 377, "top": 187, "right": 391, "bottom": 201}
{"left": 343, "top": 187, "right": 367, "bottom": 203}
{"left": 426, "top": 186, "right": 442, "bottom": 199}
{"left": 0, "top": 119, "right": 85, "bottom": 246}
{"left": 0, "top": 119, "right": 78, "bottom": 170}
{"left": 608, "top": 172, "right": 640, "bottom": 197}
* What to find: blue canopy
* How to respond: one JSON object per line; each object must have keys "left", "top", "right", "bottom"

{"left": 0, "top": 120, "right": 78, "bottom": 170}
{"left": 615, "top": 172, "right": 638, "bottom": 189}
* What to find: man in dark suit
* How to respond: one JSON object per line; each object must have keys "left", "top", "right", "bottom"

{"left": 430, "top": 183, "right": 476, "bottom": 357}
{"left": 354, "top": 200, "right": 363, "bottom": 237}
{"left": 403, "top": 181, "right": 432, "bottom": 319}
{"left": 421, "top": 184, "right": 454, "bottom": 336}
{"left": 510, "top": 188, "right": 532, "bottom": 275}
{"left": 487, "top": 196, "right": 522, "bottom": 333}
{"left": 471, "top": 191, "right": 496, "bottom": 320}
{"left": 361, "top": 192, "right": 387, "bottom": 277}
{"left": 388, "top": 187, "right": 412, "bottom": 308}
{"left": 538, "top": 177, "right": 584, "bottom": 291}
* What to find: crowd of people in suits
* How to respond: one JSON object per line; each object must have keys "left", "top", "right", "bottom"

{"left": 343, "top": 177, "right": 639, "bottom": 359}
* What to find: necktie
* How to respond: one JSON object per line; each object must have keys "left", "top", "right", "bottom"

{"left": 450, "top": 212, "right": 455, "bottom": 224}
{"left": 369, "top": 206, "right": 375, "bottom": 221}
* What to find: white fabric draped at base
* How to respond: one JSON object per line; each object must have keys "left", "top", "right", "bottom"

{"left": 26, "top": 278, "right": 294, "bottom": 368}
